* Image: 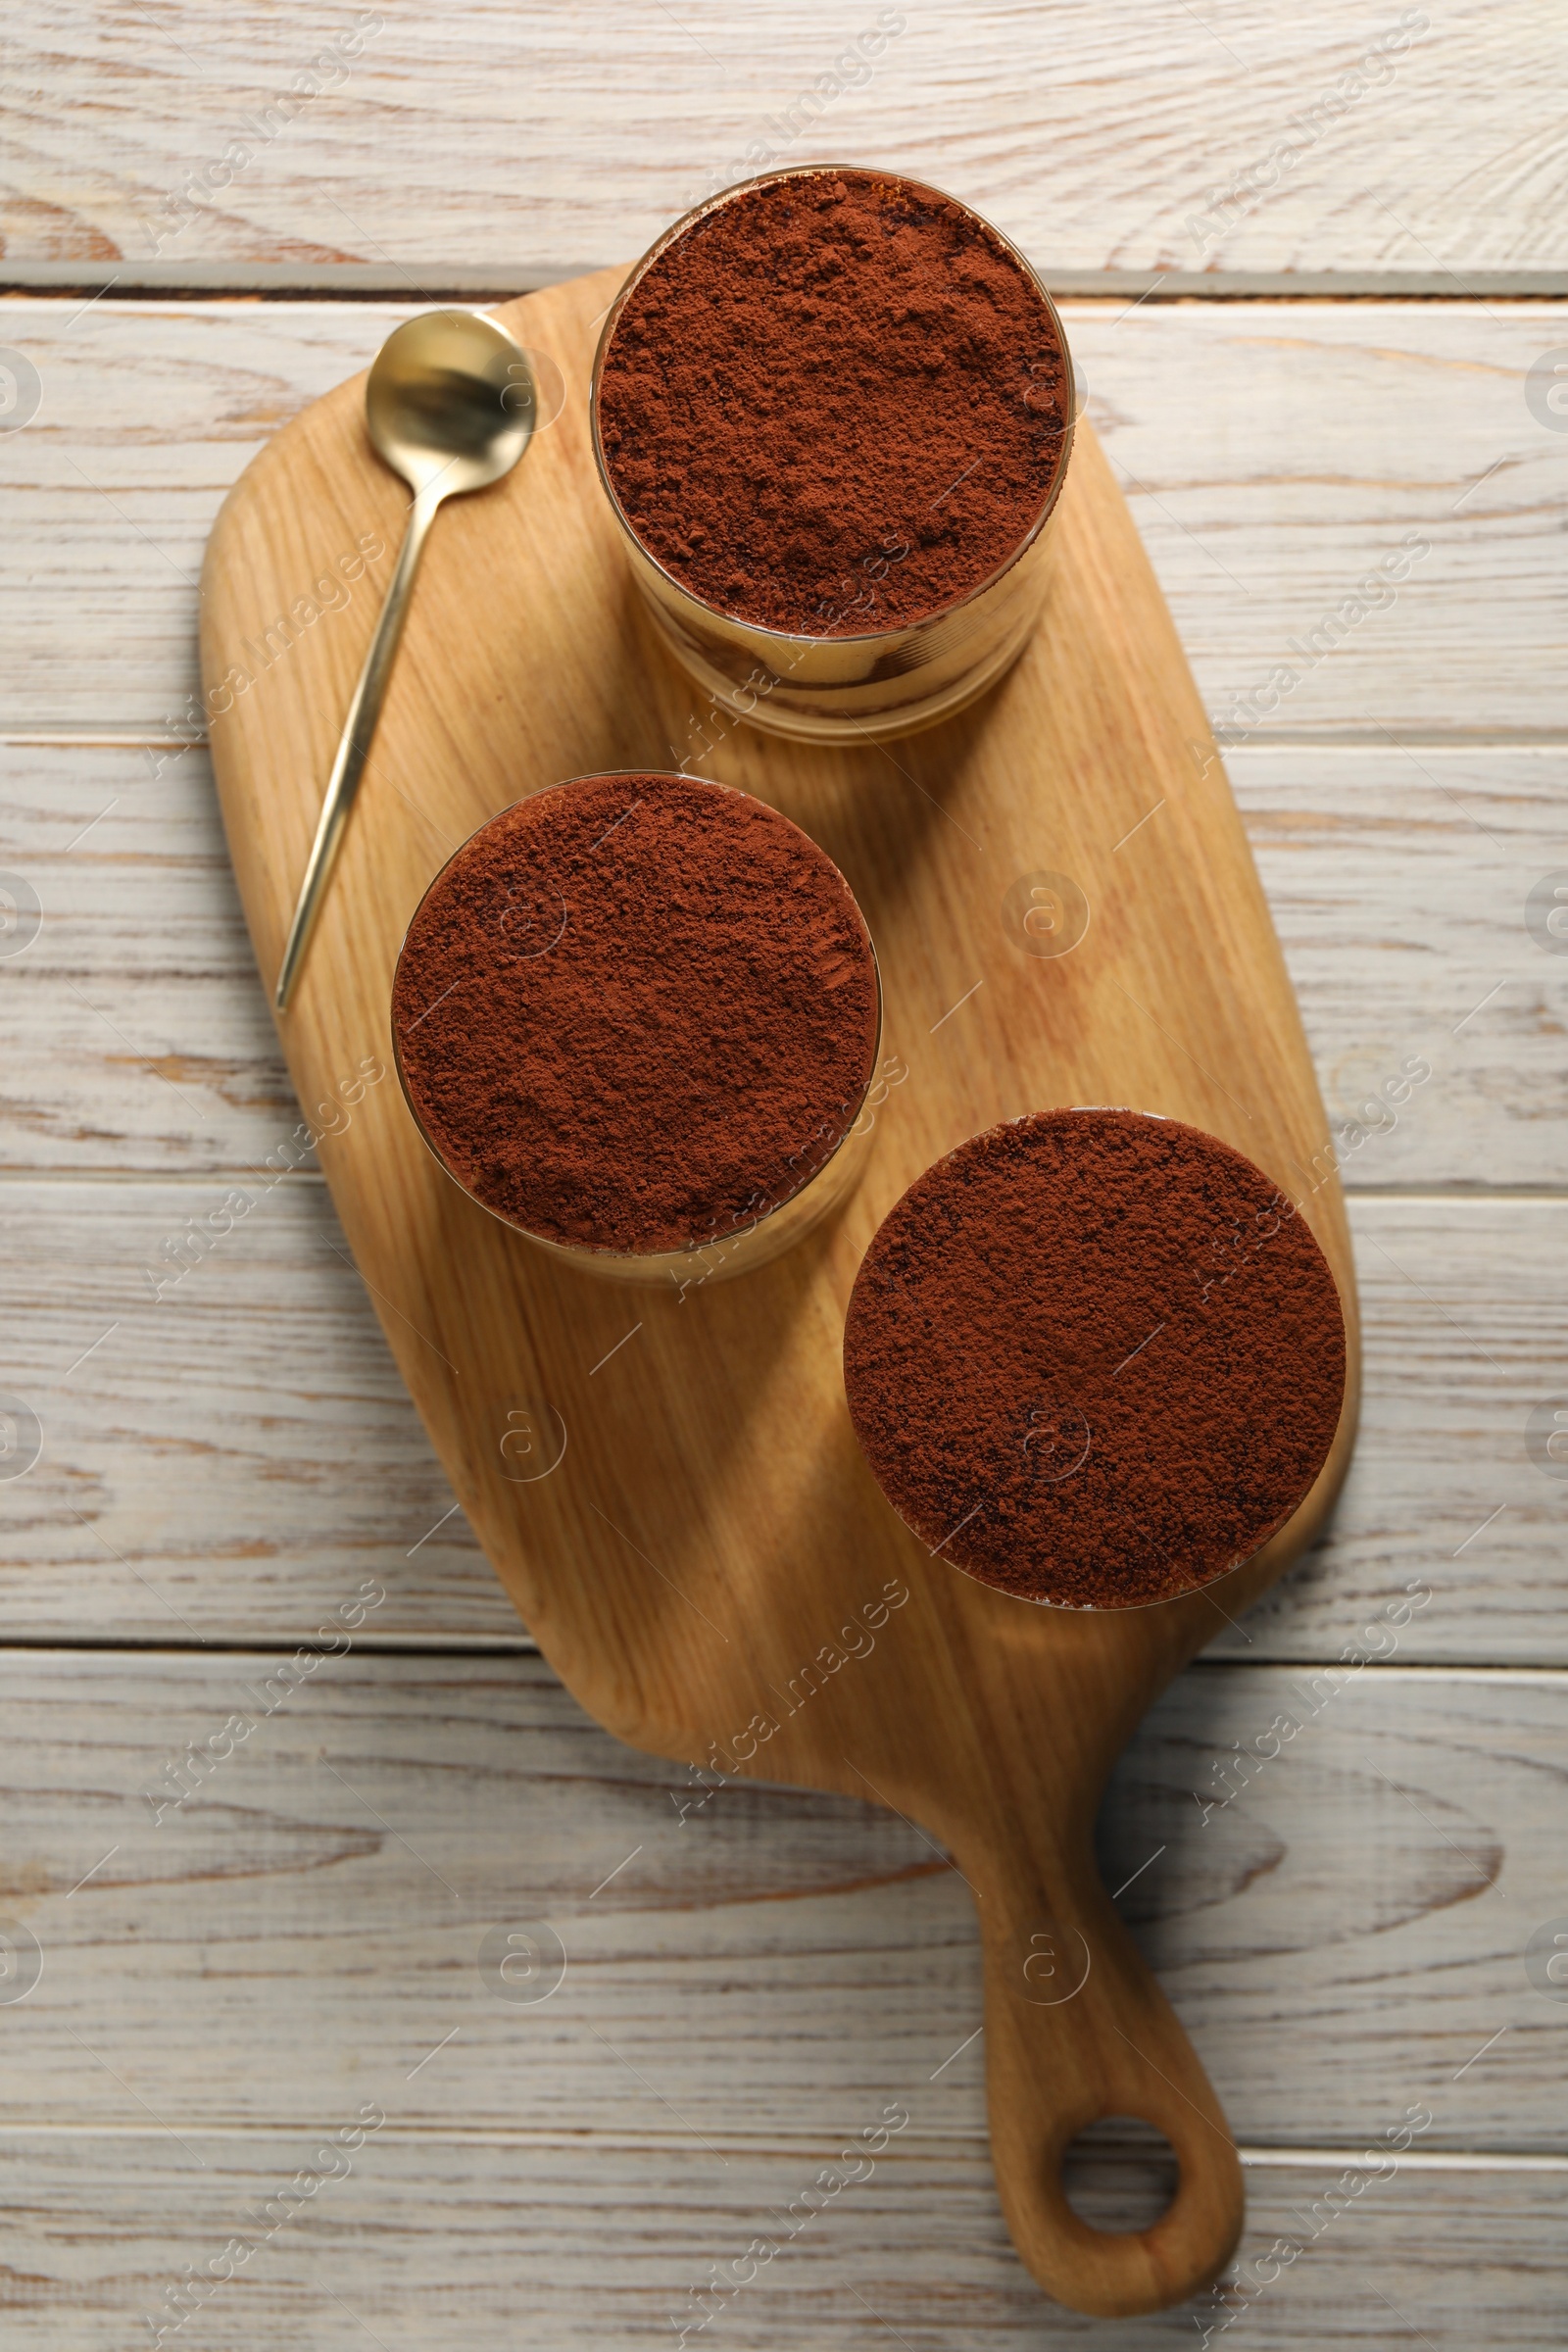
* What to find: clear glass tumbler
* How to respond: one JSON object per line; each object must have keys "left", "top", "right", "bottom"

{"left": 391, "top": 772, "right": 886, "bottom": 1290}
{"left": 590, "top": 167, "right": 1076, "bottom": 746}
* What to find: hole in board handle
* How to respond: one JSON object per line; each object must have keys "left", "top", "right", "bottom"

{"left": 1061, "top": 2115, "right": 1180, "bottom": 2235}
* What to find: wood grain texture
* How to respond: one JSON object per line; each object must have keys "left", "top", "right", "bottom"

{"left": 3, "top": 0, "right": 1563, "bottom": 279}
{"left": 2, "top": 14, "right": 1563, "bottom": 2339}
{"left": 194, "top": 262, "right": 1362, "bottom": 2316}
{"left": 2, "top": 300, "right": 1561, "bottom": 733}
{"left": 2, "top": 2131, "right": 1562, "bottom": 2352}
{"left": 1239, "top": 743, "right": 1568, "bottom": 1187}
{"left": 0, "top": 1654, "right": 1557, "bottom": 2149}
{"left": 8, "top": 737, "right": 1568, "bottom": 1184}
{"left": 0, "top": 1184, "right": 1554, "bottom": 1658}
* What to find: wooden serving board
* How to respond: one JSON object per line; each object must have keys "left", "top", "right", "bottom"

{"left": 201, "top": 265, "right": 1359, "bottom": 2321}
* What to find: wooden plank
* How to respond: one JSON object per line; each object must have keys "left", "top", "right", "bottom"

{"left": 0, "top": 301, "right": 1560, "bottom": 733}
{"left": 0, "top": 1652, "right": 1559, "bottom": 2156}
{"left": 1, "top": 1170, "right": 513, "bottom": 1643}
{"left": 0, "top": 739, "right": 293, "bottom": 1173}
{"left": 1, "top": 302, "right": 404, "bottom": 732}
{"left": 0, "top": 2128, "right": 1561, "bottom": 2349}
{"left": 5, "top": 739, "right": 1566, "bottom": 1182}
{"left": 2, "top": 0, "right": 1562, "bottom": 281}
{"left": 1238, "top": 742, "right": 1568, "bottom": 1190}
{"left": 0, "top": 1187, "right": 1555, "bottom": 1655}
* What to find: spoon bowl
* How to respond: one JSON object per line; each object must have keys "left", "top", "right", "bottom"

{"left": 368, "top": 309, "right": 536, "bottom": 498}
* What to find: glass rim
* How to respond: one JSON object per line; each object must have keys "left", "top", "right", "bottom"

{"left": 391, "top": 767, "right": 886, "bottom": 1267}
{"left": 588, "top": 162, "right": 1077, "bottom": 650}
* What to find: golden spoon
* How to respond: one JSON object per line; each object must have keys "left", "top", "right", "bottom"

{"left": 274, "top": 309, "right": 536, "bottom": 1011}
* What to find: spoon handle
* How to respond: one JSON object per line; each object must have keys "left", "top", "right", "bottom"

{"left": 274, "top": 485, "right": 442, "bottom": 1010}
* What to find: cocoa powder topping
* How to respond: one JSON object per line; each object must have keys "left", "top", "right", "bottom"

{"left": 596, "top": 169, "right": 1069, "bottom": 636}
{"left": 843, "top": 1110, "right": 1347, "bottom": 1608}
{"left": 393, "top": 774, "right": 880, "bottom": 1255}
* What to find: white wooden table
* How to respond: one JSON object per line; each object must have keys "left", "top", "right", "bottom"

{"left": 3, "top": 5, "right": 1566, "bottom": 2343}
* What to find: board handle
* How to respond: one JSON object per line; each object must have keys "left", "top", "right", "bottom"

{"left": 967, "top": 1829, "right": 1243, "bottom": 2318}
